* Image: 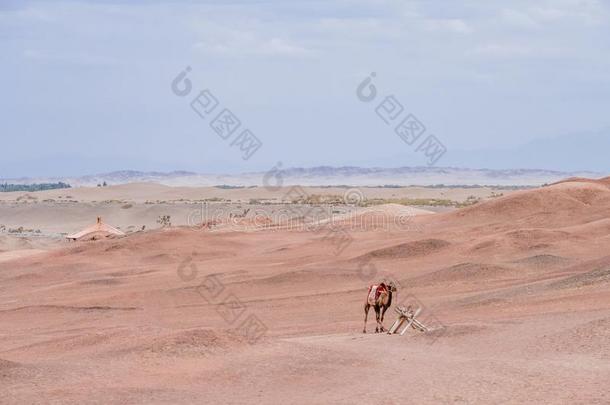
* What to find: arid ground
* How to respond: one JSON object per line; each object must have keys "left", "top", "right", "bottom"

{"left": 1, "top": 179, "right": 609, "bottom": 404}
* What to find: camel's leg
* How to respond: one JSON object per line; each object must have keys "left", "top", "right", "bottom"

{"left": 379, "top": 306, "right": 388, "bottom": 332}
{"left": 374, "top": 306, "right": 381, "bottom": 333}
{"left": 363, "top": 304, "right": 370, "bottom": 333}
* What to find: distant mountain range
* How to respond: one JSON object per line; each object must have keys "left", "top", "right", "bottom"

{"left": 1, "top": 167, "right": 605, "bottom": 187}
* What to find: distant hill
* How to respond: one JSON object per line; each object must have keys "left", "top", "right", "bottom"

{"left": 0, "top": 166, "right": 604, "bottom": 187}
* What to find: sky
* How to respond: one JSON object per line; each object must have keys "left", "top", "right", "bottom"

{"left": 2, "top": 0, "right": 610, "bottom": 177}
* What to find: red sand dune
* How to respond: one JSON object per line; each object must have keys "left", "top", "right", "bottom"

{"left": 1, "top": 178, "right": 609, "bottom": 404}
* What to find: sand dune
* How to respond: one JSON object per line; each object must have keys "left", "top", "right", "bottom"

{"left": 511, "top": 254, "right": 572, "bottom": 269}
{"left": 358, "top": 238, "right": 450, "bottom": 260}
{"left": 1, "top": 178, "right": 609, "bottom": 403}
{"left": 450, "top": 178, "right": 610, "bottom": 227}
{"left": 409, "top": 262, "right": 515, "bottom": 286}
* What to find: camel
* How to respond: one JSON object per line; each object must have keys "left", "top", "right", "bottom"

{"left": 363, "top": 281, "right": 397, "bottom": 333}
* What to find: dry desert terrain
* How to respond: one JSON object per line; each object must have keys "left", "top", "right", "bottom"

{"left": 0, "top": 179, "right": 609, "bottom": 404}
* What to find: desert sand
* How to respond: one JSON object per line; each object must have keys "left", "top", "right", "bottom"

{"left": 0, "top": 183, "right": 511, "bottom": 237}
{"left": 1, "top": 178, "right": 609, "bottom": 404}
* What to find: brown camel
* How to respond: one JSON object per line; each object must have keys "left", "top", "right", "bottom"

{"left": 363, "top": 281, "right": 397, "bottom": 333}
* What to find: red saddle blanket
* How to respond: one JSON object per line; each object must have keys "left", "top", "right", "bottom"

{"left": 367, "top": 284, "right": 388, "bottom": 305}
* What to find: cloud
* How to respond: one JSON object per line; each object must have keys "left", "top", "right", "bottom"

{"left": 22, "top": 48, "right": 120, "bottom": 66}
{"left": 2, "top": 0, "right": 610, "bottom": 175}
{"left": 467, "top": 43, "right": 533, "bottom": 58}
{"left": 422, "top": 18, "right": 473, "bottom": 33}
{"left": 530, "top": 0, "right": 608, "bottom": 25}
{"left": 193, "top": 35, "right": 314, "bottom": 57}
{"left": 500, "top": 9, "right": 541, "bottom": 29}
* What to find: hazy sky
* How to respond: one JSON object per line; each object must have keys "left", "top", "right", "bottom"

{"left": 2, "top": 0, "right": 610, "bottom": 177}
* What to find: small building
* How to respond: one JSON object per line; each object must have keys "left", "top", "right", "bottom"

{"left": 66, "top": 217, "right": 125, "bottom": 241}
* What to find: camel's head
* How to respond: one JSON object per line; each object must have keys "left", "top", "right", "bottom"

{"left": 387, "top": 280, "right": 397, "bottom": 292}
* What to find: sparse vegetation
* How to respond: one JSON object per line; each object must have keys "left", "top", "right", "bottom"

{"left": 0, "top": 182, "right": 71, "bottom": 192}
{"left": 157, "top": 215, "right": 172, "bottom": 227}
{"left": 359, "top": 198, "right": 454, "bottom": 207}
{"left": 279, "top": 193, "right": 489, "bottom": 208}
{"left": 16, "top": 195, "right": 38, "bottom": 202}
{"left": 291, "top": 194, "right": 345, "bottom": 204}
{"left": 457, "top": 195, "right": 482, "bottom": 208}
{"left": 358, "top": 197, "right": 483, "bottom": 208}
{"left": 6, "top": 227, "right": 40, "bottom": 234}
{"left": 230, "top": 208, "right": 250, "bottom": 219}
